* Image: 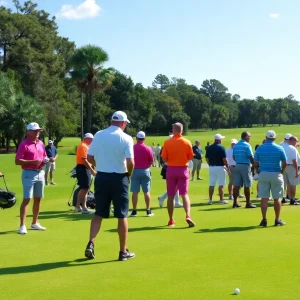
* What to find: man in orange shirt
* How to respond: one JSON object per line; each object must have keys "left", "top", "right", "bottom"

{"left": 75, "top": 133, "right": 96, "bottom": 214}
{"left": 161, "top": 123, "right": 195, "bottom": 227}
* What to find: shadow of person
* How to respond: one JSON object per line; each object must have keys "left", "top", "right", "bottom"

{"left": 0, "top": 258, "right": 117, "bottom": 276}
{"left": 195, "top": 225, "right": 258, "bottom": 234}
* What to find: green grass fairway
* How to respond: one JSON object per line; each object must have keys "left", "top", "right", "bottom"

{"left": 1, "top": 125, "right": 300, "bottom": 300}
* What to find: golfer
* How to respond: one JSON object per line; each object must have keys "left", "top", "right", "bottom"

{"left": 44, "top": 140, "right": 58, "bottom": 185}
{"left": 191, "top": 140, "right": 203, "bottom": 181}
{"left": 15, "top": 122, "right": 48, "bottom": 235}
{"left": 254, "top": 130, "right": 287, "bottom": 226}
{"left": 232, "top": 132, "right": 256, "bottom": 208}
{"left": 226, "top": 139, "right": 238, "bottom": 200}
{"left": 85, "top": 111, "right": 135, "bottom": 261}
{"left": 74, "top": 133, "right": 96, "bottom": 214}
{"left": 130, "top": 131, "right": 154, "bottom": 217}
{"left": 161, "top": 122, "right": 195, "bottom": 227}
{"left": 206, "top": 134, "right": 230, "bottom": 205}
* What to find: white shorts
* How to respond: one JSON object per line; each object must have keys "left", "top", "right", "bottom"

{"left": 209, "top": 166, "right": 226, "bottom": 186}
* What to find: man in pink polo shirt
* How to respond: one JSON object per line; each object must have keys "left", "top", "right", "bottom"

{"left": 129, "top": 131, "right": 154, "bottom": 217}
{"left": 15, "top": 122, "right": 49, "bottom": 235}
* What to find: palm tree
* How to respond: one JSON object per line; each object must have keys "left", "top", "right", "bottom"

{"left": 70, "top": 45, "right": 114, "bottom": 133}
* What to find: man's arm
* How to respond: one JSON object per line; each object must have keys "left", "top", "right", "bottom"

{"left": 126, "top": 158, "right": 134, "bottom": 177}
{"left": 292, "top": 159, "right": 298, "bottom": 177}
{"left": 281, "top": 161, "right": 287, "bottom": 174}
{"left": 82, "top": 157, "right": 96, "bottom": 176}
{"left": 15, "top": 158, "right": 42, "bottom": 166}
{"left": 87, "top": 155, "right": 96, "bottom": 167}
{"left": 223, "top": 158, "right": 230, "bottom": 174}
{"left": 249, "top": 156, "right": 254, "bottom": 165}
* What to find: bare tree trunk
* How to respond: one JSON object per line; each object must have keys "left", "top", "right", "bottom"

{"left": 87, "top": 89, "right": 93, "bottom": 133}
{"left": 81, "top": 92, "right": 84, "bottom": 140}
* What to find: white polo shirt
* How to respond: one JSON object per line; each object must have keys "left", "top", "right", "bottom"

{"left": 284, "top": 144, "right": 298, "bottom": 164}
{"left": 226, "top": 147, "right": 235, "bottom": 166}
{"left": 88, "top": 126, "right": 134, "bottom": 173}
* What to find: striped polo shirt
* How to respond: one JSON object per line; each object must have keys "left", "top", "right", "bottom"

{"left": 233, "top": 140, "right": 253, "bottom": 164}
{"left": 254, "top": 140, "right": 287, "bottom": 172}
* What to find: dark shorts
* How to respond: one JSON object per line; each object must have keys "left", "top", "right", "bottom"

{"left": 76, "top": 164, "right": 91, "bottom": 189}
{"left": 94, "top": 172, "right": 129, "bottom": 218}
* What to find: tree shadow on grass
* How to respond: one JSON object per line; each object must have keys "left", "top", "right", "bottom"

{"left": 0, "top": 258, "right": 117, "bottom": 276}
{"left": 107, "top": 225, "right": 191, "bottom": 233}
{"left": 24, "top": 210, "right": 97, "bottom": 221}
{"left": 195, "top": 226, "right": 259, "bottom": 234}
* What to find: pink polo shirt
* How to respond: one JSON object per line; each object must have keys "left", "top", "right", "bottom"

{"left": 133, "top": 141, "right": 154, "bottom": 169}
{"left": 16, "top": 137, "right": 47, "bottom": 170}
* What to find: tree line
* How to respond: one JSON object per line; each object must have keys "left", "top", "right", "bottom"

{"left": 1, "top": 1, "right": 300, "bottom": 151}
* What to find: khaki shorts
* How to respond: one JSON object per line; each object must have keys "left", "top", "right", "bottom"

{"left": 258, "top": 171, "right": 284, "bottom": 199}
{"left": 228, "top": 165, "right": 235, "bottom": 185}
{"left": 283, "top": 165, "right": 298, "bottom": 186}
{"left": 45, "top": 162, "right": 56, "bottom": 172}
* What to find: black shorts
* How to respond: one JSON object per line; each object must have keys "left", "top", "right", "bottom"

{"left": 94, "top": 172, "right": 129, "bottom": 218}
{"left": 76, "top": 164, "right": 91, "bottom": 189}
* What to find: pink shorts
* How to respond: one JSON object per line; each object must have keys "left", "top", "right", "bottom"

{"left": 166, "top": 166, "right": 190, "bottom": 197}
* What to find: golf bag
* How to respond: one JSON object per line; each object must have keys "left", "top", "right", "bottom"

{"left": 67, "top": 166, "right": 95, "bottom": 209}
{"left": 71, "top": 188, "right": 96, "bottom": 209}
{"left": 0, "top": 176, "right": 17, "bottom": 210}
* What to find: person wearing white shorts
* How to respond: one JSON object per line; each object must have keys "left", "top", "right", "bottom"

{"left": 205, "top": 134, "right": 230, "bottom": 205}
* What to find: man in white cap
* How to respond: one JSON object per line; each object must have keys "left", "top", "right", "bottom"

{"left": 282, "top": 136, "right": 300, "bottom": 205}
{"left": 226, "top": 138, "right": 238, "bottom": 200}
{"left": 15, "top": 122, "right": 49, "bottom": 234}
{"left": 232, "top": 131, "right": 256, "bottom": 208}
{"left": 205, "top": 133, "right": 230, "bottom": 205}
{"left": 44, "top": 140, "right": 58, "bottom": 185}
{"left": 191, "top": 140, "right": 203, "bottom": 181}
{"left": 85, "top": 111, "right": 135, "bottom": 261}
{"left": 130, "top": 131, "right": 154, "bottom": 217}
{"left": 254, "top": 130, "right": 287, "bottom": 226}
{"left": 280, "top": 133, "right": 292, "bottom": 202}
{"left": 74, "top": 133, "right": 96, "bottom": 214}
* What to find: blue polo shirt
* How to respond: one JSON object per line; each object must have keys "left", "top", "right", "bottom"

{"left": 254, "top": 140, "right": 286, "bottom": 172}
{"left": 45, "top": 145, "right": 57, "bottom": 159}
{"left": 205, "top": 143, "right": 226, "bottom": 166}
{"left": 233, "top": 140, "right": 253, "bottom": 164}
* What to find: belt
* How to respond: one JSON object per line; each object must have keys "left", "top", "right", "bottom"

{"left": 287, "top": 164, "right": 293, "bottom": 166}
{"left": 209, "top": 165, "right": 224, "bottom": 167}
{"left": 236, "top": 163, "right": 250, "bottom": 165}
{"left": 230, "top": 165, "right": 235, "bottom": 167}
{"left": 25, "top": 169, "right": 43, "bottom": 172}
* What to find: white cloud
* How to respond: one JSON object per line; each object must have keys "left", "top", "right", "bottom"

{"left": 56, "top": 0, "right": 101, "bottom": 20}
{"left": 269, "top": 13, "right": 280, "bottom": 19}
{"left": 0, "top": 0, "right": 7, "bottom": 6}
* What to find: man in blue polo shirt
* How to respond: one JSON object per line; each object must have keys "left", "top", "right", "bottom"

{"left": 254, "top": 130, "right": 287, "bottom": 226}
{"left": 232, "top": 132, "right": 256, "bottom": 208}
{"left": 45, "top": 140, "right": 58, "bottom": 185}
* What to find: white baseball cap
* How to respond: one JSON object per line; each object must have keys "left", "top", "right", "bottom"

{"left": 285, "top": 133, "right": 292, "bottom": 140}
{"left": 84, "top": 133, "right": 94, "bottom": 139}
{"left": 168, "top": 134, "right": 173, "bottom": 139}
{"left": 48, "top": 140, "right": 53, "bottom": 144}
{"left": 111, "top": 111, "right": 130, "bottom": 123}
{"left": 136, "top": 131, "right": 146, "bottom": 139}
{"left": 231, "top": 139, "right": 238, "bottom": 144}
{"left": 266, "top": 130, "right": 276, "bottom": 138}
{"left": 214, "top": 133, "right": 225, "bottom": 140}
{"left": 27, "top": 122, "right": 43, "bottom": 131}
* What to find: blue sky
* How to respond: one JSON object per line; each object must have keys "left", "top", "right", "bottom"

{"left": 2, "top": 0, "right": 300, "bottom": 99}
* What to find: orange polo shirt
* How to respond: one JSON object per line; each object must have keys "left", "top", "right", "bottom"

{"left": 76, "top": 141, "right": 89, "bottom": 165}
{"left": 161, "top": 134, "right": 193, "bottom": 166}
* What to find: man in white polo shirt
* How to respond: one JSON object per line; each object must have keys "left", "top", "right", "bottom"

{"left": 280, "top": 133, "right": 292, "bottom": 201}
{"left": 84, "top": 111, "right": 135, "bottom": 261}
{"left": 226, "top": 139, "right": 238, "bottom": 200}
{"left": 283, "top": 136, "right": 300, "bottom": 205}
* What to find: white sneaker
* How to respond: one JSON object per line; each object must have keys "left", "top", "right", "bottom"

{"left": 31, "top": 223, "right": 46, "bottom": 231}
{"left": 175, "top": 203, "right": 183, "bottom": 208}
{"left": 228, "top": 195, "right": 233, "bottom": 200}
{"left": 158, "top": 196, "right": 164, "bottom": 208}
{"left": 82, "top": 209, "right": 93, "bottom": 214}
{"left": 73, "top": 208, "right": 82, "bottom": 213}
{"left": 220, "top": 200, "right": 229, "bottom": 205}
{"left": 208, "top": 200, "right": 213, "bottom": 205}
{"left": 18, "top": 225, "right": 27, "bottom": 235}
{"left": 239, "top": 194, "right": 245, "bottom": 198}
